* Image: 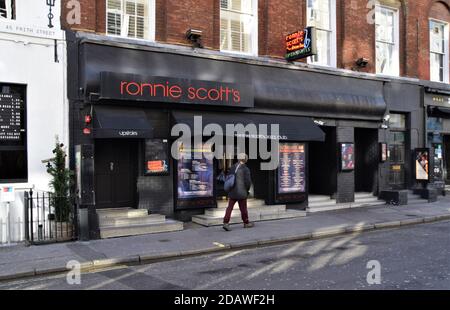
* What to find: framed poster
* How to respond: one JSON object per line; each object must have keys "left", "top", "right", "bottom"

{"left": 176, "top": 143, "right": 215, "bottom": 209}
{"left": 415, "top": 148, "right": 429, "bottom": 181}
{"left": 144, "top": 139, "right": 169, "bottom": 175}
{"left": 277, "top": 143, "right": 306, "bottom": 194}
{"left": 380, "top": 143, "right": 388, "bottom": 162}
{"left": 340, "top": 143, "right": 355, "bottom": 171}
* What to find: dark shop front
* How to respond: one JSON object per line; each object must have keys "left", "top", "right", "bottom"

{"left": 424, "top": 84, "right": 450, "bottom": 195}
{"left": 67, "top": 33, "right": 388, "bottom": 239}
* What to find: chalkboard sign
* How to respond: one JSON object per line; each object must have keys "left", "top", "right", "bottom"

{"left": 0, "top": 93, "right": 24, "bottom": 141}
{"left": 144, "top": 139, "right": 169, "bottom": 175}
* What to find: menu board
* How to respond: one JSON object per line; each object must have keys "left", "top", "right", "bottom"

{"left": 340, "top": 143, "right": 355, "bottom": 171}
{"left": 144, "top": 139, "right": 169, "bottom": 175}
{"left": 277, "top": 143, "right": 306, "bottom": 194}
{"left": 177, "top": 144, "right": 214, "bottom": 199}
{"left": 0, "top": 93, "right": 23, "bottom": 141}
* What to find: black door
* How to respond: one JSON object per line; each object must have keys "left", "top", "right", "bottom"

{"left": 95, "top": 139, "right": 138, "bottom": 209}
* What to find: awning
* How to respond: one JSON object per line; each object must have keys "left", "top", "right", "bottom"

{"left": 93, "top": 106, "right": 153, "bottom": 138}
{"left": 171, "top": 111, "right": 325, "bottom": 142}
{"left": 428, "top": 106, "right": 450, "bottom": 118}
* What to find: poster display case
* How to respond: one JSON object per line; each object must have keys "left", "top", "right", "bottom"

{"left": 175, "top": 143, "right": 215, "bottom": 209}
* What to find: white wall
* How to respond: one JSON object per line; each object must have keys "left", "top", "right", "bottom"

{"left": 0, "top": 1, "right": 67, "bottom": 244}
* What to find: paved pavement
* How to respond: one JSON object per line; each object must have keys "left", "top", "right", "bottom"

{"left": 1, "top": 198, "right": 450, "bottom": 282}
{"left": 1, "top": 220, "right": 449, "bottom": 290}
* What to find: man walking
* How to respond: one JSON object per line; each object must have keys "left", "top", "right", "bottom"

{"left": 223, "top": 153, "right": 254, "bottom": 231}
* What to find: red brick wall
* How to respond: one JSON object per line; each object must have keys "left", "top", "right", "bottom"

{"left": 61, "top": 0, "right": 450, "bottom": 82}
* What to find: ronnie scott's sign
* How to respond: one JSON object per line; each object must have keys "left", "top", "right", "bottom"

{"left": 285, "top": 27, "right": 317, "bottom": 61}
{"left": 424, "top": 92, "right": 450, "bottom": 108}
{"left": 99, "top": 72, "right": 254, "bottom": 108}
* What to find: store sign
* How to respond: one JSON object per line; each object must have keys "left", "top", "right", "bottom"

{"left": 340, "top": 143, "right": 355, "bottom": 171}
{"left": 415, "top": 148, "right": 430, "bottom": 181}
{"left": 0, "top": 93, "right": 24, "bottom": 141}
{"left": 100, "top": 72, "right": 254, "bottom": 108}
{"left": 285, "top": 27, "right": 317, "bottom": 61}
{"left": 277, "top": 143, "right": 306, "bottom": 194}
{"left": 424, "top": 93, "right": 450, "bottom": 107}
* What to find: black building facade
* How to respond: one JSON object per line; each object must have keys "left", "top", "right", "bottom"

{"left": 66, "top": 32, "right": 443, "bottom": 239}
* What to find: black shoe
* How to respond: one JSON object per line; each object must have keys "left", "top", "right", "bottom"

{"left": 244, "top": 222, "right": 254, "bottom": 228}
{"left": 223, "top": 224, "right": 232, "bottom": 231}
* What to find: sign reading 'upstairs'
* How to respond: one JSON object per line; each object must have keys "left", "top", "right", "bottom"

{"left": 99, "top": 72, "right": 254, "bottom": 108}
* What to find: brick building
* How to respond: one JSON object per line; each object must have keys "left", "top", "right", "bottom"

{"left": 60, "top": 0, "right": 450, "bottom": 239}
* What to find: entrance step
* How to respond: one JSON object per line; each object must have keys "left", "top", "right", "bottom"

{"left": 99, "top": 214, "right": 166, "bottom": 227}
{"left": 204, "top": 204, "right": 286, "bottom": 217}
{"left": 100, "top": 219, "right": 184, "bottom": 239}
{"left": 216, "top": 199, "right": 266, "bottom": 209}
{"left": 97, "top": 208, "right": 149, "bottom": 219}
{"left": 307, "top": 193, "right": 386, "bottom": 213}
{"left": 97, "top": 208, "right": 184, "bottom": 239}
{"left": 192, "top": 199, "right": 305, "bottom": 227}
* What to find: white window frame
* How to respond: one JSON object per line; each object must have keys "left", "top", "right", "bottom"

{"left": 0, "top": 0, "right": 14, "bottom": 20}
{"left": 106, "top": 0, "right": 155, "bottom": 42}
{"left": 375, "top": 5, "right": 400, "bottom": 76}
{"left": 306, "top": 0, "right": 337, "bottom": 67}
{"left": 429, "top": 18, "right": 449, "bottom": 83}
{"left": 219, "top": 0, "right": 259, "bottom": 57}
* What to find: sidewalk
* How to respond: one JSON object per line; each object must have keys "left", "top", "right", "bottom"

{"left": 1, "top": 198, "right": 450, "bottom": 281}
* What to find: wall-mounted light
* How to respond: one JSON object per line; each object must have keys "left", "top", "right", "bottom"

{"left": 46, "top": 0, "right": 56, "bottom": 28}
{"left": 186, "top": 29, "right": 203, "bottom": 48}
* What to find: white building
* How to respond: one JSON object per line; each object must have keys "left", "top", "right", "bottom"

{"left": 0, "top": 0, "right": 68, "bottom": 244}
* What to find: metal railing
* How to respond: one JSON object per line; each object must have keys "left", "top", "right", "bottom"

{"left": 24, "top": 190, "right": 77, "bottom": 245}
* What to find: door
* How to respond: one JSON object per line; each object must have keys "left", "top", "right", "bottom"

{"left": 445, "top": 136, "right": 450, "bottom": 184}
{"left": 95, "top": 139, "right": 138, "bottom": 209}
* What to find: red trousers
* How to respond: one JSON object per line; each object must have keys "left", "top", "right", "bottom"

{"left": 223, "top": 199, "right": 249, "bottom": 224}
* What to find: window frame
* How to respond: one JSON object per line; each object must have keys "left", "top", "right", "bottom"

{"left": 375, "top": 5, "right": 400, "bottom": 77}
{"left": 0, "top": 83, "right": 28, "bottom": 184}
{"left": 219, "top": 0, "right": 259, "bottom": 57}
{"left": 429, "top": 18, "right": 449, "bottom": 83}
{"left": 106, "top": 0, "right": 155, "bottom": 42}
{"left": 306, "top": 0, "right": 337, "bottom": 67}
{"left": 0, "top": 0, "right": 15, "bottom": 20}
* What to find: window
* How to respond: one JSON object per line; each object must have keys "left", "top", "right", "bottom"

{"left": 375, "top": 6, "right": 399, "bottom": 76}
{"left": 0, "top": 0, "right": 15, "bottom": 20}
{"left": 106, "top": 0, "right": 155, "bottom": 41}
{"left": 389, "top": 113, "right": 406, "bottom": 130}
{"left": 429, "top": 20, "right": 449, "bottom": 83}
{"left": 220, "top": 0, "right": 258, "bottom": 55}
{"left": 0, "top": 84, "right": 27, "bottom": 183}
{"left": 307, "top": 0, "right": 336, "bottom": 67}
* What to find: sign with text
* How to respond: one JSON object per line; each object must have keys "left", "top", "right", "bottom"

{"left": 277, "top": 143, "right": 306, "bottom": 194}
{"left": 100, "top": 72, "right": 254, "bottom": 108}
{"left": 285, "top": 27, "right": 317, "bottom": 61}
{"left": 0, "top": 93, "right": 24, "bottom": 141}
{"left": 144, "top": 139, "right": 169, "bottom": 175}
{"left": 1, "top": 187, "right": 15, "bottom": 203}
{"left": 424, "top": 93, "right": 450, "bottom": 108}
